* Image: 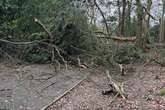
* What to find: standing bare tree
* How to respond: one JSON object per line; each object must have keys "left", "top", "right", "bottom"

{"left": 85, "top": 0, "right": 97, "bottom": 25}
{"left": 146, "top": 0, "right": 152, "bottom": 27}
{"left": 126, "top": 0, "right": 133, "bottom": 36}
{"left": 135, "top": 0, "right": 144, "bottom": 49}
{"left": 117, "top": 0, "right": 122, "bottom": 36}
{"left": 159, "top": 0, "right": 165, "bottom": 43}
{"left": 127, "top": 0, "right": 132, "bottom": 24}
{"left": 142, "top": 0, "right": 152, "bottom": 46}
{"left": 120, "top": 0, "right": 127, "bottom": 37}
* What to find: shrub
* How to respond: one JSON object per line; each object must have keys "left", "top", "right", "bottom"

{"left": 114, "top": 44, "right": 142, "bottom": 64}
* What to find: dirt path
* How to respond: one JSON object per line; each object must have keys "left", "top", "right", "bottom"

{"left": 0, "top": 63, "right": 87, "bottom": 110}
{"left": 47, "top": 64, "right": 165, "bottom": 110}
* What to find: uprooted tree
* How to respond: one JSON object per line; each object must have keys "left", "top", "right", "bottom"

{"left": 0, "top": 0, "right": 165, "bottom": 70}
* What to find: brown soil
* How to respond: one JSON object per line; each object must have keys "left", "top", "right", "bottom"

{"left": 47, "top": 64, "right": 165, "bottom": 110}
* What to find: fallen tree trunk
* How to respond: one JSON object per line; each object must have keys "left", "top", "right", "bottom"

{"left": 98, "top": 36, "right": 137, "bottom": 42}
{"left": 95, "top": 31, "right": 136, "bottom": 42}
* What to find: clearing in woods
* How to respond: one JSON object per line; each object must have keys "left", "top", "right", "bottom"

{"left": 0, "top": 62, "right": 165, "bottom": 110}
{"left": 47, "top": 64, "right": 165, "bottom": 110}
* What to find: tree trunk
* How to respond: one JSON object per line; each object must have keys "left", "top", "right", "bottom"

{"left": 126, "top": 0, "right": 132, "bottom": 36}
{"left": 146, "top": 0, "right": 152, "bottom": 27}
{"left": 117, "top": 0, "right": 122, "bottom": 36}
{"left": 135, "top": 0, "right": 144, "bottom": 49}
{"left": 142, "top": 0, "right": 152, "bottom": 49}
{"left": 126, "top": 0, "right": 132, "bottom": 24}
{"left": 120, "top": 0, "right": 127, "bottom": 37}
{"left": 159, "top": 0, "right": 165, "bottom": 43}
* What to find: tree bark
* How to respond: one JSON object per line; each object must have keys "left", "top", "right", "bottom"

{"left": 126, "top": 0, "right": 132, "bottom": 36}
{"left": 117, "top": 0, "right": 122, "bottom": 36}
{"left": 135, "top": 0, "right": 144, "bottom": 49}
{"left": 127, "top": 0, "right": 132, "bottom": 24}
{"left": 146, "top": 0, "right": 152, "bottom": 27}
{"left": 159, "top": 0, "right": 165, "bottom": 43}
{"left": 120, "top": 0, "right": 127, "bottom": 37}
{"left": 141, "top": 0, "right": 152, "bottom": 49}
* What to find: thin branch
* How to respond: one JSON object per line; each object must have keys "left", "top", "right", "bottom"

{"left": 0, "top": 39, "right": 53, "bottom": 46}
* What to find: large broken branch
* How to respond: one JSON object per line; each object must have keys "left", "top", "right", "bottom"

{"left": 105, "top": 70, "right": 126, "bottom": 99}
{"left": 95, "top": 31, "right": 136, "bottom": 42}
{"left": 34, "top": 17, "right": 68, "bottom": 70}
{"left": 95, "top": 32, "right": 136, "bottom": 42}
{"left": 33, "top": 17, "right": 54, "bottom": 40}
{"left": 99, "top": 36, "right": 136, "bottom": 42}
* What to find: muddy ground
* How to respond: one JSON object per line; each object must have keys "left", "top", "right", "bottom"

{"left": 47, "top": 64, "right": 165, "bottom": 110}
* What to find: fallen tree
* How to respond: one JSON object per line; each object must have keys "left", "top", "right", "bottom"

{"left": 95, "top": 31, "right": 136, "bottom": 42}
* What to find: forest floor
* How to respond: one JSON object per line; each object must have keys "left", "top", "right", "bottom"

{"left": 0, "top": 61, "right": 164, "bottom": 110}
{"left": 47, "top": 64, "right": 165, "bottom": 110}
{"left": 0, "top": 62, "right": 87, "bottom": 110}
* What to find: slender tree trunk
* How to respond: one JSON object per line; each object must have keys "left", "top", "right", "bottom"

{"left": 159, "top": 0, "right": 165, "bottom": 43}
{"left": 142, "top": 0, "right": 152, "bottom": 48}
{"left": 126, "top": 0, "right": 132, "bottom": 36}
{"left": 127, "top": 0, "right": 132, "bottom": 24}
{"left": 120, "top": 0, "right": 127, "bottom": 37}
{"left": 146, "top": 0, "right": 152, "bottom": 27}
{"left": 135, "top": 0, "right": 144, "bottom": 49}
{"left": 117, "top": 0, "right": 122, "bottom": 36}
{"left": 89, "top": 1, "right": 96, "bottom": 26}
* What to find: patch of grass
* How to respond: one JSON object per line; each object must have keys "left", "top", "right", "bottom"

{"left": 159, "top": 88, "right": 165, "bottom": 96}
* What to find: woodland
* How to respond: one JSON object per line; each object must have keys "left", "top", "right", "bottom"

{"left": 0, "top": 0, "right": 165, "bottom": 110}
